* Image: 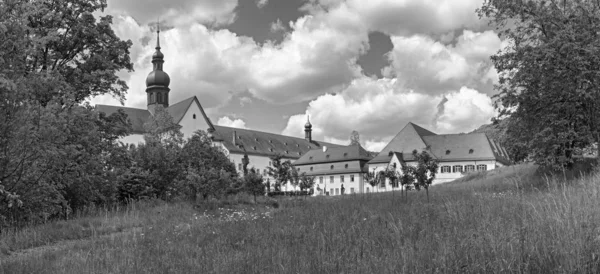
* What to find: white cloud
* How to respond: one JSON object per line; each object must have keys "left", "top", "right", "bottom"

{"left": 217, "top": 116, "right": 248, "bottom": 129}
{"left": 256, "top": 0, "right": 269, "bottom": 9}
{"left": 270, "top": 19, "right": 286, "bottom": 33}
{"left": 433, "top": 87, "right": 496, "bottom": 133}
{"left": 106, "top": 0, "right": 238, "bottom": 27}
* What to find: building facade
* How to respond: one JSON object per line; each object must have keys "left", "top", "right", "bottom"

{"left": 293, "top": 144, "right": 373, "bottom": 196}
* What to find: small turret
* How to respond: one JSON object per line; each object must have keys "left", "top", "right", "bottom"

{"left": 146, "top": 22, "right": 171, "bottom": 115}
{"left": 304, "top": 115, "right": 312, "bottom": 142}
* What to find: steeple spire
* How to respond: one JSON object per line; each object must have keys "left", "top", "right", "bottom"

{"left": 304, "top": 114, "right": 312, "bottom": 142}
{"left": 146, "top": 19, "right": 170, "bottom": 114}
{"left": 156, "top": 19, "right": 161, "bottom": 50}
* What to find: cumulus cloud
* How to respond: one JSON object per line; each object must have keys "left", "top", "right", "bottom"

{"left": 217, "top": 116, "right": 248, "bottom": 129}
{"left": 256, "top": 0, "right": 269, "bottom": 9}
{"left": 383, "top": 30, "right": 502, "bottom": 95}
{"left": 270, "top": 19, "right": 286, "bottom": 33}
{"left": 433, "top": 87, "right": 496, "bottom": 133}
{"left": 106, "top": 0, "right": 238, "bottom": 27}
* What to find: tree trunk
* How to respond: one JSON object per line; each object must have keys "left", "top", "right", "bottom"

{"left": 426, "top": 187, "right": 429, "bottom": 203}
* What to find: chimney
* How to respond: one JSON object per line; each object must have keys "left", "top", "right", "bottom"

{"left": 233, "top": 131, "right": 237, "bottom": 146}
{"left": 323, "top": 146, "right": 327, "bottom": 152}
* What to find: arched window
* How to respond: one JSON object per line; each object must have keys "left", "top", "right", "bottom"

{"left": 477, "top": 164, "right": 487, "bottom": 171}
{"left": 452, "top": 165, "right": 463, "bottom": 173}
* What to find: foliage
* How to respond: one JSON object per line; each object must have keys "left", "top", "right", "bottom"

{"left": 364, "top": 170, "right": 381, "bottom": 191}
{"left": 299, "top": 173, "right": 315, "bottom": 193}
{"left": 241, "top": 154, "right": 250, "bottom": 176}
{"left": 244, "top": 168, "right": 265, "bottom": 203}
{"left": 478, "top": 0, "right": 600, "bottom": 168}
{"left": 266, "top": 155, "right": 292, "bottom": 191}
{"left": 411, "top": 150, "right": 439, "bottom": 201}
{"left": 399, "top": 163, "right": 416, "bottom": 191}
{"left": 289, "top": 166, "right": 301, "bottom": 190}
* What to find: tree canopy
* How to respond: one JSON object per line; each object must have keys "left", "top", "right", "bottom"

{"left": 478, "top": 0, "right": 600, "bottom": 167}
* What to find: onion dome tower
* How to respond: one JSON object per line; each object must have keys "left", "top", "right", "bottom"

{"left": 304, "top": 115, "right": 312, "bottom": 142}
{"left": 146, "top": 23, "right": 171, "bottom": 115}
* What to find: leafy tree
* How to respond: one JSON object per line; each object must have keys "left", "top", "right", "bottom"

{"left": 399, "top": 163, "right": 416, "bottom": 197}
{"left": 241, "top": 154, "right": 250, "bottom": 176}
{"left": 478, "top": 0, "right": 600, "bottom": 168}
{"left": 289, "top": 166, "right": 301, "bottom": 191}
{"left": 266, "top": 154, "right": 292, "bottom": 191}
{"left": 411, "top": 150, "right": 438, "bottom": 202}
{"left": 364, "top": 170, "right": 380, "bottom": 192}
{"left": 244, "top": 168, "right": 265, "bottom": 203}
{"left": 299, "top": 173, "right": 315, "bottom": 194}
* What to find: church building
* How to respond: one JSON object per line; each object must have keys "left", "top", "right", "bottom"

{"left": 96, "top": 28, "right": 340, "bottom": 187}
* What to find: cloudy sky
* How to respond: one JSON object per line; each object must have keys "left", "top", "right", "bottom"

{"left": 91, "top": 0, "right": 506, "bottom": 152}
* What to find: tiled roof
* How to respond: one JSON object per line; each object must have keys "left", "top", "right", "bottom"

{"left": 293, "top": 144, "right": 374, "bottom": 165}
{"left": 369, "top": 122, "right": 511, "bottom": 165}
{"left": 95, "top": 96, "right": 214, "bottom": 135}
{"left": 422, "top": 133, "right": 511, "bottom": 165}
{"left": 211, "top": 125, "right": 342, "bottom": 159}
{"left": 369, "top": 122, "right": 433, "bottom": 164}
{"left": 296, "top": 167, "right": 366, "bottom": 176}
{"left": 95, "top": 105, "right": 151, "bottom": 134}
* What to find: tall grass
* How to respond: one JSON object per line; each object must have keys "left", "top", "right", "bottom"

{"left": 3, "top": 165, "right": 600, "bottom": 273}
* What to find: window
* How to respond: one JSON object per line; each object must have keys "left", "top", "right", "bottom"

{"left": 465, "top": 165, "right": 475, "bottom": 172}
{"left": 269, "top": 140, "right": 273, "bottom": 143}
{"left": 238, "top": 163, "right": 242, "bottom": 171}
{"left": 193, "top": 114, "right": 196, "bottom": 119}
{"left": 285, "top": 150, "right": 289, "bottom": 154}
{"left": 326, "top": 154, "right": 330, "bottom": 159}
{"left": 330, "top": 176, "right": 334, "bottom": 183}
{"left": 446, "top": 150, "right": 451, "bottom": 155}
{"left": 350, "top": 188, "right": 355, "bottom": 194}
{"left": 284, "top": 142, "right": 287, "bottom": 146}
{"left": 309, "top": 156, "right": 313, "bottom": 160}
{"left": 335, "top": 188, "right": 339, "bottom": 195}
{"left": 452, "top": 165, "right": 463, "bottom": 173}
{"left": 350, "top": 175, "right": 354, "bottom": 182}
{"left": 341, "top": 175, "right": 345, "bottom": 182}
{"left": 269, "top": 148, "right": 273, "bottom": 152}
{"left": 477, "top": 164, "right": 487, "bottom": 171}
{"left": 343, "top": 153, "right": 348, "bottom": 157}
{"left": 330, "top": 188, "right": 334, "bottom": 195}
{"left": 319, "top": 177, "right": 323, "bottom": 184}
{"left": 469, "top": 149, "right": 474, "bottom": 154}
{"left": 441, "top": 166, "right": 451, "bottom": 173}
{"left": 310, "top": 167, "right": 313, "bottom": 171}
{"left": 330, "top": 165, "right": 334, "bottom": 170}
{"left": 345, "top": 164, "right": 348, "bottom": 169}
{"left": 296, "top": 144, "right": 300, "bottom": 147}
{"left": 392, "top": 163, "right": 397, "bottom": 169}
{"left": 253, "top": 146, "right": 257, "bottom": 150}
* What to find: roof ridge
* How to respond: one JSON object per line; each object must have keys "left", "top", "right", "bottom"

{"left": 95, "top": 104, "right": 148, "bottom": 111}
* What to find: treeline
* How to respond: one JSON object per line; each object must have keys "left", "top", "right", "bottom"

{"left": 0, "top": 0, "right": 263, "bottom": 228}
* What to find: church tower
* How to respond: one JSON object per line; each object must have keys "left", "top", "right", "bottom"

{"left": 146, "top": 24, "right": 171, "bottom": 115}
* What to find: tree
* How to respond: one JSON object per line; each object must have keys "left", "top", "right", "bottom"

{"left": 478, "top": 0, "right": 600, "bottom": 168}
{"left": 350, "top": 130, "right": 360, "bottom": 145}
{"left": 241, "top": 154, "right": 250, "bottom": 176}
{"left": 244, "top": 168, "right": 265, "bottom": 203}
{"left": 299, "top": 173, "right": 315, "bottom": 195}
{"left": 266, "top": 154, "right": 292, "bottom": 191}
{"left": 364, "top": 170, "right": 380, "bottom": 193}
{"left": 399, "top": 163, "right": 416, "bottom": 198}
{"left": 411, "top": 150, "right": 438, "bottom": 202}
{"left": 289, "top": 166, "right": 301, "bottom": 192}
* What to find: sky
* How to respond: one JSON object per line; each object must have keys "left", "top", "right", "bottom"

{"left": 90, "top": 0, "right": 507, "bottom": 152}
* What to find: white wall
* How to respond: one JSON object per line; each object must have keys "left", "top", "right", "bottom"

{"left": 119, "top": 134, "right": 144, "bottom": 145}
{"left": 178, "top": 101, "right": 211, "bottom": 139}
{"left": 435, "top": 160, "right": 497, "bottom": 183}
{"left": 313, "top": 172, "right": 363, "bottom": 196}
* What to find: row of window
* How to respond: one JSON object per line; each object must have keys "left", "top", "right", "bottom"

{"left": 299, "top": 163, "right": 350, "bottom": 172}
{"left": 318, "top": 175, "right": 355, "bottom": 184}
{"left": 440, "top": 164, "right": 487, "bottom": 173}
{"left": 319, "top": 187, "right": 355, "bottom": 195}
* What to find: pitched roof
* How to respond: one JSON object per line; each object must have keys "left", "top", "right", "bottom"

{"left": 211, "top": 125, "right": 342, "bottom": 159}
{"left": 293, "top": 144, "right": 373, "bottom": 165}
{"left": 95, "top": 105, "right": 151, "bottom": 134}
{"left": 95, "top": 96, "right": 214, "bottom": 134}
{"left": 421, "top": 133, "right": 511, "bottom": 165}
{"left": 369, "top": 122, "right": 434, "bottom": 164}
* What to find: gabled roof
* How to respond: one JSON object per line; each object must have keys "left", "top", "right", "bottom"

{"left": 421, "top": 133, "right": 511, "bottom": 165}
{"left": 211, "top": 125, "right": 342, "bottom": 159}
{"left": 95, "top": 96, "right": 214, "bottom": 134}
{"left": 95, "top": 105, "right": 151, "bottom": 134}
{"left": 294, "top": 144, "right": 373, "bottom": 165}
{"left": 369, "top": 122, "right": 435, "bottom": 164}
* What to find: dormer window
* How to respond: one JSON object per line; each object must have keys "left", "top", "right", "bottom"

{"left": 285, "top": 150, "right": 289, "bottom": 154}
{"left": 446, "top": 150, "right": 451, "bottom": 155}
{"left": 326, "top": 155, "right": 330, "bottom": 159}
{"left": 254, "top": 138, "right": 258, "bottom": 141}
{"left": 330, "top": 165, "right": 334, "bottom": 170}
{"left": 269, "top": 148, "right": 274, "bottom": 152}
{"left": 253, "top": 146, "right": 257, "bottom": 150}
{"left": 309, "top": 156, "right": 313, "bottom": 160}
{"left": 238, "top": 135, "right": 242, "bottom": 139}
{"left": 269, "top": 140, "right": 273, "bottom": 143}
{"left": 284, "top": 142, "right": 287, "bottom": 146}
{"left": 469, "top": 149, "right": 474, "bottom": 154}
{"left": 296, "top": 144, "right": 299, "bottom": 147}
{"left": 297, "top": 152, "right": 301, "bottom": 155}
{"left": 343, "top": 153, "right": 348, "bottom": 157}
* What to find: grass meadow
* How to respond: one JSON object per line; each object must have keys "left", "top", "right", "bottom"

{"left": 2, "top": 164, "right": 600, "bottom": 273}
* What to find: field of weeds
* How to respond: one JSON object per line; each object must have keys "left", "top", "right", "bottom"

{"left": 3, "top": 164, "right": 600, "bottom": 273}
